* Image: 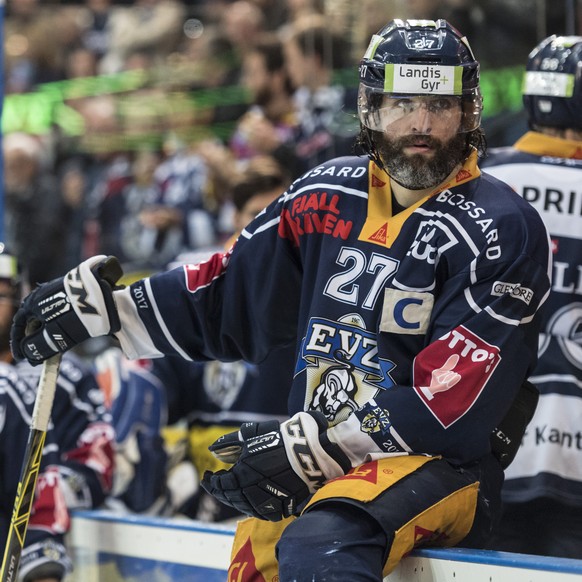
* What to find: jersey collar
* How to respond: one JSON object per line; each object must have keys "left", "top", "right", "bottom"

{"left": 359, "top": 149, "right": 480, "bottom": 249}
{"left": 514, "top": 131, "right": 582, "bottom": 159}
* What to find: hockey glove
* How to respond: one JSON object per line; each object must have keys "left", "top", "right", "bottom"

{"left": 11, "top": 255, "right": 123, "bottom": 365}
{"left": 200, "top": 411, "right": 351, "bottom": 521}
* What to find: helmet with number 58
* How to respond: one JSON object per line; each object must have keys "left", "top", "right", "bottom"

{"left": 523, "top": 35, "right": 582, "bottom": 130}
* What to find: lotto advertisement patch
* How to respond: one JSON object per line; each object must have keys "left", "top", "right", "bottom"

{"left": 412, "top": 327, "right": 501, "bottom": 428}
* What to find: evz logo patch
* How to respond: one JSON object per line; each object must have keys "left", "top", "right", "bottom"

{"left": 413, "top": 326, "right": 501, "bottom": 428}
{"left": 297, "top": 316, "right": 396, "bottom": 423}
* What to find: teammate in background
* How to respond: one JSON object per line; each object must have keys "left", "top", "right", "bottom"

{"left": 16, "top": 352, "right": 115, "bottom": 513}
{"left": 0, "top": 239, "right": 116, "bottom": 515}
{"left": 0, "top": 247, "right": 71, "bottom": 582}
{"left": 481, "top": 35, "right": 582, "bottom": 559}
{"left": 152, "top": 157, "right": 295, "bottom": 522}
{"left": 100, "top": 157, "right": 295, "bottom": 522}
{"left": 11, "top": 20, "right": 551, "bottom": 582}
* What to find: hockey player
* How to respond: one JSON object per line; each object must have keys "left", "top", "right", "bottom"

{"left": 11, "top": 20, "right": 551, "bottom": 581}
{"left": 0, "top": 247, "right": 71, "bottom": 581}
{"left": 16, "top": 351, "right": 115, "bottom": 513}
{"left": 481, "top": 35, "right": 582, "bottom": 559}
{"left": 0, "top": 242, "right": 115, "bottom": 515}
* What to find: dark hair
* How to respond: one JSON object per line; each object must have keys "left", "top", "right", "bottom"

{"left": 249, "top": 34, "right": 294, "bottom": 94}
{"left": 231, "top": 157, "right": 290, "bottom": 211}
{"left": 251, "top": 34, "right": 286, "bottom": 73}
{"left": 288, "top": 23, "right": 349, "bottom": 69}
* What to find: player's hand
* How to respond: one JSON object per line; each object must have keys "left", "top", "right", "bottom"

{"left": 200, "top": 411, "right": 351, "bottom": 521}
{"left": 11, "top": 256, "right": 123, "bottom": 365}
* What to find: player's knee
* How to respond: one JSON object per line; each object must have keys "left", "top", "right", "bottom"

{"left": 276, "top": 504, "right": 386, "bottom": 582}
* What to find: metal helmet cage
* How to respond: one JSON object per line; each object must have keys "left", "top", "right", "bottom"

{"left": 358, "top": 19, "right": 483, "bottom": 134}
{"left": 523, "top": 35, "right": 582, "bottom": 130}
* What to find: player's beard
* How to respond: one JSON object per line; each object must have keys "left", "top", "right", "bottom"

{"left": 375, "top": 132, "right": 469, "bottom": 190}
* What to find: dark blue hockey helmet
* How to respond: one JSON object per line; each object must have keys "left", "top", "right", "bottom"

{"left": 358, "top": 19, "right": 483, "bottom": 133}
{"left": 523, "top": 35, "right": 582, "bottom": 130}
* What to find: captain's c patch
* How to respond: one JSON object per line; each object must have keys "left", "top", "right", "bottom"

{"left": 380, "top": 289, "right": 434, "bottom": 335}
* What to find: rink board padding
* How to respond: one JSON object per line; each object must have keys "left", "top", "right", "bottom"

{"left": 68, "top": 510, "right": 582, "bottom": 581}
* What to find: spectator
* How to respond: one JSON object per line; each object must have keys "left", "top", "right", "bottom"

{"left": 79, "top": 0, "right": 115, "bottom": 63}
{"left": 282, "top": 20, "right": 359, "bottom": 173}
{"left": 229, "top": 34, "right": 298, "bottom": 167}
{"left": 481, "top": 34, "right": 582, "bottom": 559}
{"left": 151, "top": 145, "right": 218, "bottom": 260}
{"left": 98, "top": 0, "right": 186, "bottom": 75}
{"left": 4, "top": 0, "right": 81, "bottom": 92}
{"left": 3, "top": 133, "right": 70, "bottom": 287}
{"left": 198, "top": 33, "right": 301, "bottom": 208}
{"left": 219, "top": 0, "right": 266, "bottom": 60}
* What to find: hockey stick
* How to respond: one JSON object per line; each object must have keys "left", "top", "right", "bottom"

{"left": 0, "top": 354, "right": 62, "bottom": 582}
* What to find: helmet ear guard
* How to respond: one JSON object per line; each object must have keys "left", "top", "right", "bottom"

{"left": 523, "top": 35, "right": 582, "bottom": 130}
{"left": 357, "top": 19, "right": 483, "bottom": 134}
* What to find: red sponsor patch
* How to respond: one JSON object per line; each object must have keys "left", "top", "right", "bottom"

{"left": 455, "top": 168, "right": 472, "bottom": 182}
{"left": 414, "top": 525, "right": 449, "bottom": 545}
{"left": 372, "top": 174, "right": 386, "bottom": 187}
{"left": 369, "top": 223, "right": 388, "bottom": 244}
{"left": 228, "top": 538, "right": 267, "bottom": 582}
{"left": 184, "top": 252, "right": 230, "bottom": 293}
{"left": 413, "top": 327, "right": 501, "bottom": 428}
{"left": 342, "top": 460, "right": 379, "bottom": 483}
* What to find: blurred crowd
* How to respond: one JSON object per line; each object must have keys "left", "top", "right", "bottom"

{"left": 3, "top": 0, "right": 578, "bottom": 289}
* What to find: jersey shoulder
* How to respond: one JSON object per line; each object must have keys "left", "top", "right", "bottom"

{"left": 291, "top": 155, "right": 370, "bottom": 189}
{"left": 481, "top": 146, "right": 532, "bottom": 168}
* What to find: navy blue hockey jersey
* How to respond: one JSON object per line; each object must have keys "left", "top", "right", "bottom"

{"left": 483, "top": 131, "right": 582, "bottom": 504}
{"left": 114, "top": 150, "right": 551, "bottom": 466}
{"left": 0, "top": 361, "right": 71, "bottom": 580}
{"left": 16, "top": 351, "right": 115, "bottom": 510}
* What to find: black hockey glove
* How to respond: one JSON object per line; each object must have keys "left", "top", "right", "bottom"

{"left": 11, "top": 255, "right": 123, "bottom": 365}
{"left": 200, "top": 411, "right": 351, "bottom": 521}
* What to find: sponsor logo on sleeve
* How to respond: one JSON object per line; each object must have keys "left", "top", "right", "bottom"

{"left": 413, "top": 326, "right": 501, "bottom": 428}
{"left": 491, "top": 281, "right": 533, "bottom": 305}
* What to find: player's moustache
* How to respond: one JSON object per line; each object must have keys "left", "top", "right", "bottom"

{"left": 397, "top": 134, "right": 442, "bottom": 149}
